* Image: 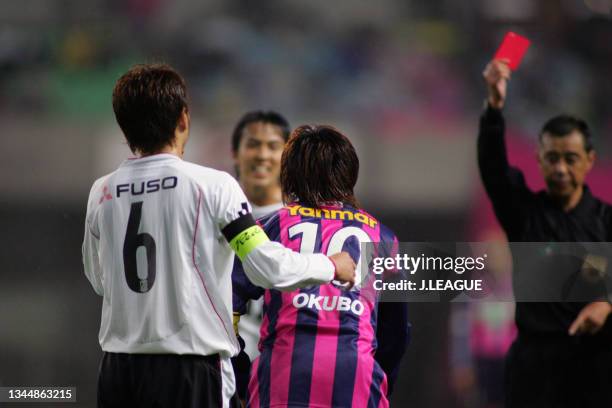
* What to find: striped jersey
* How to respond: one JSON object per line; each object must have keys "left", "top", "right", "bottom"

{"left": 233, "top": 203, "right": 409, "bottom": 408}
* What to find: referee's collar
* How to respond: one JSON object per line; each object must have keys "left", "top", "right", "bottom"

{"left": 121, "top": 153, "right": 181, "bottom": 167}
{"left": 543, "top": 185, "right": 596, "bottom": 215}
{"left": 572, "top": 185, "right": 596, "bottom": 215}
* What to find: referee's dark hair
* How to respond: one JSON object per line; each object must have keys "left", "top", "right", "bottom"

{"left": 113, "top": 63, "right": 189, "bottom": 155}
{"left": 539, "top": 114, "right": 593, "bottom": 152}
{"left": 231, "top": 111, "right": 290, "bottom": 153}
{"left": 281, "top": 125, "right": 359, "bottom": 208}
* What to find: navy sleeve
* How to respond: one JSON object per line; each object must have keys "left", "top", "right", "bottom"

{"left": 232, "top": 254, "right": 265, "bottom": 314}
{"left": 374, "top": 226, "right": 410, "bottom": 396}
{"left": 375, "top": 301, "right": 410, "bottom": 396}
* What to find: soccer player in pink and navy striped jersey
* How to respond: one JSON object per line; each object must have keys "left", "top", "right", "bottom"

{"left": 233, "top": 125, "right": 410, "bottom": 407}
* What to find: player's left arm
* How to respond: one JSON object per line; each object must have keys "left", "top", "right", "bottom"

{"left": 374, "top": 233, "right": 410, "bottom": 396}
{"left": 232, "top": 251, "right": 265, "bottom": 333}
{"left": 212, "top": 173, "right": 352, "bottom": 290}
{"left": 231, "top": 248, "right": 265, "bottom": 403}
{"left": 82, "top": 180, "right": 105, "bottom": 296}
{"left": 376, "top": 301, "right": 409, "bottom": 395}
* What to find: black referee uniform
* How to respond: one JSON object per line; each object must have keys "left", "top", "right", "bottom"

{"left": 478, "top": 106, "right": 612, "bottom": 408}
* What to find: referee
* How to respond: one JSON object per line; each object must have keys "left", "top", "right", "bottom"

{"left": 479, "top": 59, "right": 612, "bottom": 407}
{"left": 82, "top": 63, "right": 356, "bottom": 408}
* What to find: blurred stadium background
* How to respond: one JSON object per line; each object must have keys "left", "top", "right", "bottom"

{"left": 1, "top": 0, "right": 611, "bottom": 406}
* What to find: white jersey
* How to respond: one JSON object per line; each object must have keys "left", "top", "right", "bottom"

{"left": 82, "top": 154, "right": 334, "bottom": 359}
{"left": 239, "top": 201, "right": 284, "bottom": 359}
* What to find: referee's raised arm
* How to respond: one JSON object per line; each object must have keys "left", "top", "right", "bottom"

{"left": 477, "top": 59, "right": 531, "bottom": 238}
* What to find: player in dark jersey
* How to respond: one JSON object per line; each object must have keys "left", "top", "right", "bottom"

{"left": 233, "top": 125, "right": 410, "bottom": 408}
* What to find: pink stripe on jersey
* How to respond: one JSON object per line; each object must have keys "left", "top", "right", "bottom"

{"left": 269, "top": 293, "right": 298, "bottom": 404}
{"left": 308, "top": 218, "right": 343, "bottom": 407}
{"left": 258, "top": 291, "right": 273, "bottom": 352}
{"left": 359, "top": 208, "right": 381, "bottom": 243}
{"left": 360, "top": 211, "right": 383, "bottom": 303}
{"left": 352, "top": 209, "right": 382, "bottom": 407}
{"left": 248, "top": 357, "right": 260, "bottom": 408}
{"left": 319, "top": 208, "right": 340, "bottom": 248}
{"left": 308, "top": 284, "right": 342, "bottom": 407}
{"left": 378, "top": 373, "right": 389, "bottom": 408}
{"left": 351, "top": 294, "right": 377, "bottom": 408}
{"left": 268, "top": 208, "right": 302, "bottom": 405}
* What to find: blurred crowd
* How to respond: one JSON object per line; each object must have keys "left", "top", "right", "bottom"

{"left": 1, "top": 0, "right": 611, "bottom": 154}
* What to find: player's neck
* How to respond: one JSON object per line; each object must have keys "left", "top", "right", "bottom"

{"left": 139, "top": 144, "right": 184, "bottom": 159}
{"left": 550, "top": 185, "right": 583, "bottom": 212}
{"left": 242, "top": 184, "right": 282, "bottom": 207}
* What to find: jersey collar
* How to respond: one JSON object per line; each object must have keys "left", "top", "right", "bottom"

{"left": 120, "top": 153, "right": 181, "bottom": 167}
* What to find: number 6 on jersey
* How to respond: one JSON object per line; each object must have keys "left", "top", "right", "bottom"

{"left": 123, "top": 201, "right": 157, "bottom": 293}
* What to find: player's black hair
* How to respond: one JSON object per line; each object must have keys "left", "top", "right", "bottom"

{"left": 112, "top": 63, "right": 189, "bottom": 155}
{"left": 281, "top": 125, "right": 359, "bottom": 208}
{"left": 231, "top": 110, "right": 290, "bottom": 152}
{"left": 539, "top": 114, "right": 593, "bottom": 152}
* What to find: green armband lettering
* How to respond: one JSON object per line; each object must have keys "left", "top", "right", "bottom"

{"left": 229, "top": 225, "right": 270, "bottom": 260}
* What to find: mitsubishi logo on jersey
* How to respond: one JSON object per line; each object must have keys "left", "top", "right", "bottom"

{"left": 292, "top": 293, "right": 365, "bottom": 315}
{"left": 98, "top": 185, "right": 113, "bottom": 204}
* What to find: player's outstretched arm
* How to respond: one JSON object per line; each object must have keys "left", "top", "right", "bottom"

{"left": 217, "top": 173, "right": 355, "bottom": 291}
{"left": 231, "top": 234, "right": 355, "bottom": 291}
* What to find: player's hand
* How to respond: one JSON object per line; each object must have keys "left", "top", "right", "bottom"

{"left": 569, "top": 301, "right": 612, "bottom": 336}
{"left": 329, "top": 252, "right": 356, "bottom": 289}
{"left": 483, "top": 59, "right": 511, "bottom": 110}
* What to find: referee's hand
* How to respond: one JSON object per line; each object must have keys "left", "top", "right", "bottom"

{"left": 569, "top": 301, "right": 612, "bottom": 336}
{"left": 330, "top": 252, "right": 356, "bottom": 289}
{"left": 483, "top": 59, "right": 511, "bottom": 110}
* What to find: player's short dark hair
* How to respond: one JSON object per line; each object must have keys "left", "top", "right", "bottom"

{"left": 231, "top": 110, "right": 290, "bottom": 152}
{"left": 281, "top": 125, "right": 359, "bottom": 208}
{"left": 112, "top": 63, "right": 188, "bottom": 155}
{"left": 539, "top": 114, "right": 593, "bottom": 152}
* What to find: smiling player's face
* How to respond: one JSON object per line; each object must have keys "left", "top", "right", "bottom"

{"left": 234, "top": 122, "right": 285, "bottom": 189}
{"left": 537, "top": 131, "right": 594, "bottom": 199}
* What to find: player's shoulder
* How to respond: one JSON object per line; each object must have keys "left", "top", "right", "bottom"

{"left": 355, "top": 207, "right": 397, "bottom": 242}
{"left": 379, "top": 222, "right": 398, "bottom": 244}
{"left": 257, "top": 209, "right": 281, "bottom": 228}
{"left": 89, "top": 171, "right": 114, "bottom": 190}
{"left": 86, "top": 171, "right": 116, "bottom": 204}
{"left": 175, "top": 160, "right": 232, "bottom": 181}
{"left": 173, "top": 160, "right": 238, "bottom": 191}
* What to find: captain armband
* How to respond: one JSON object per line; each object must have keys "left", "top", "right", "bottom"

{"left": 222, "top": 213, "right": 270, "bottom": 261}
{"left": 233, "top": 313, "right": 241, "bottom": 335}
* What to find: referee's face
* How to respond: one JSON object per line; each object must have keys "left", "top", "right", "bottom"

{"left": 538, "top": 131, "right": 595, "bottom": 199}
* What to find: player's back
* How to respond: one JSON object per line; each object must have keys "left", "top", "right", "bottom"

{"left": 85, "top": 154, "right": 239, "bottom": 357}
{"left": 247, "top": 203, "right": 396, "bottom": 408}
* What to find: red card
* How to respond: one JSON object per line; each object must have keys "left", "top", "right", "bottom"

{"left": 494, "top": 32, "right": 531, "bottom": 71}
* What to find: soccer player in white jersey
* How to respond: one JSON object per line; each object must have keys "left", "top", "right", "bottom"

{"left": 231, "top": 111, "right": 289, "bottom": 220}
{"left": 82, "top": 63, "right": 356, "bottom": 408}
{"left": 230, "top": 111, "right": 289, "bottom": 399}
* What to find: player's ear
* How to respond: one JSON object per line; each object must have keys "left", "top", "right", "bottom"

{"left": 177, "top": 108, "right": 189, "bottom": 133}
